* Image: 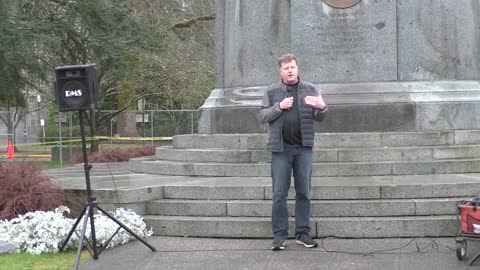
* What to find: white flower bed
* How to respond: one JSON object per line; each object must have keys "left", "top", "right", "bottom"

{"left": 0, "top": 206, "right": 153, "bottom": 254}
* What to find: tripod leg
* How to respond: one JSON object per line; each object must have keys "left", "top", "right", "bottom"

{"left": 59, "top": 206, "right": 87, "bottom": 252}
{"left": 88, "top": 202, "right": 99, "bottom": 259}
{"left": 95, "top": 205, "right": 156, "bottom": 251}
{"left": 468, "top": 250, "right": 480, "bottom": 266}
{"left": 73, "top": 205, "right": 93, "bottom": 270}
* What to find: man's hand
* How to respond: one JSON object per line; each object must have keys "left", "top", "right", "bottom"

{"left": 305, "top": 92, "right": 326, "bottom": 110}
{"left": 279, "top": 97, "right": 294, "bottom": 110}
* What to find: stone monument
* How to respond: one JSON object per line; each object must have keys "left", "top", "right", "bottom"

{"left": 199, "top": 0, "right": 480, "bottom": 133}
{"left": 129, "top": 0, "right": 480, "bottom": 239}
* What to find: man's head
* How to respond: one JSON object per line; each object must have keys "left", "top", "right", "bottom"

{"left": 278, "top": 54, "right": 299, "bottom": 85}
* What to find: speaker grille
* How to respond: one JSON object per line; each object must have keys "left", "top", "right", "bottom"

{"left": 61, "top": 80, "right": 88, "bottom": 108}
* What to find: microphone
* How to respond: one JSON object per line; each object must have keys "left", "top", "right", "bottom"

{"left": 286, "top": 86, "right": 294, "bottom": 97}
{"left": 285, "top": 86, "right": 294, "bottom": 110}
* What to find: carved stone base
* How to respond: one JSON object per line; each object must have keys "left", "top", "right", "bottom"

{"left": 198, "top": 81, "right": 480, "bottom": 134}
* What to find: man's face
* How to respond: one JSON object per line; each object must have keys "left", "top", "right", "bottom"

{"left": 279, "top": 60, "right": 299, "bottom": 85}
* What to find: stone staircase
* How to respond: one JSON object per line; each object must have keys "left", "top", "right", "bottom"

{"left": 141, "top": 175, "right": 479, "bottom": 238}
{"left": 126, "top": 130, "right": 480, "bottom": 238}
{"left": 130, "top": 131, "right": 480, "bottom": 177}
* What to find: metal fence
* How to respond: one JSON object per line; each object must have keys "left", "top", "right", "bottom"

{"left": 0, "top": 110, "right": 199, "bottom": 149}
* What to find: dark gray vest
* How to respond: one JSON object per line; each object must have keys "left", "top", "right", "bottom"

{"left": 265, "top": 81, "right": 319, "bottom": 152}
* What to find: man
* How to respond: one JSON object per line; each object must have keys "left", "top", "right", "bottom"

{"left": 259, "top": 54, "right": 327, "bottom": 251}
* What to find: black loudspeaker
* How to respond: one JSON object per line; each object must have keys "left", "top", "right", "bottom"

{"left": 55, "top": 64, "right": 98, "bottom": 112}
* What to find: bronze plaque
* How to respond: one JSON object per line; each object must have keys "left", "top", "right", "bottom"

{"left": 322, "top": 0, "right": 362, "bottom": 9}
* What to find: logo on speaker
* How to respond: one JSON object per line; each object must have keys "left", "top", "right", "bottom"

{"left": 65, "top": 89, "right": 83, "bottom": 97}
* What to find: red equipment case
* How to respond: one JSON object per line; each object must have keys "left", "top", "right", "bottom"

{"left": 456, "top": 199, "right": 480, "bottom": 265}
{"left": 459, "top": 201, "right": 480, "bottom": 234}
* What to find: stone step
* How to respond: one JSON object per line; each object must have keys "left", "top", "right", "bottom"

{"left": 159, "top": 175, "right": 480, "bottom": 200}
{"left": 46, "top": 162, "right": 131, "bottom": 177}
{"left": 130, "top": 158, "right": 480, "bottom": 177}
{"left": 172, "top": 130, "right": 480, "bottom": 149}
{"left": 49, "top": 161, "right": 477, "bottom": 239}
{"left": 155, "top": 145, "right": 480, "bottom": 163}
{"left": 146, "top": 197, "right": 463, "bottom": 217}
{"left": 144, "top": 215, "right": 457, "bottom": 238}
{"left": 47, "top": 170, "right": 132, "bottom": 179}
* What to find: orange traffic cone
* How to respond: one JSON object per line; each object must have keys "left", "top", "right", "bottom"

{"left": 7, "top": 139, "right": 13, "bottom": 159}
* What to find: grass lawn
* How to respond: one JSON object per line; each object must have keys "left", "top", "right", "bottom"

{"left": 0, "top": 250, "right": 90, "bottom": 270}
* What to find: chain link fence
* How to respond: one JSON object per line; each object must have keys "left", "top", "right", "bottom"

{"left": 0, "top": 110, "right": 47, "bottom": 145}
{"left": 0, "top": 110, "right": 199, "bottom": 155}
{"left": 100, "top": 110, "right": 199, "bottom": 138}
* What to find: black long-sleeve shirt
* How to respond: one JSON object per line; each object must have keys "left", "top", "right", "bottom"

{"left": 282, "top": 82, "right": 302, "bottom": 146}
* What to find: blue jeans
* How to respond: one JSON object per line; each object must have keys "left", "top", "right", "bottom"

{"left": 271, "top": 145, "right": 312, "bottom": 238}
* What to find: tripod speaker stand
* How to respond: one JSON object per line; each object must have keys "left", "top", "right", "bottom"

{"left": 59, "top": 110, "right": 156, "bottom": 270}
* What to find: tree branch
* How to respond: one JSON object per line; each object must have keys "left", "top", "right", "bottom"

{"left": 168, "top": 14, "right": 215, "bottom": 30}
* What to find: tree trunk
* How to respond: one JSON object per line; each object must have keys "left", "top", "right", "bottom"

{"left": 116, "top": 54, "right": 139, "bottom": 138}
{"left": 116, "top": 111, "right": 138, "bottom": 137}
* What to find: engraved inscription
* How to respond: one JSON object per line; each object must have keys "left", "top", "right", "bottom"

{"left": 308, "top": 10, "right": 375, "bottom": 62}
{"left": 291, "top": 0, "right": 396, "bottom": 81}
{"left": 322, "top": 0, "right": 362, "bottom": 9}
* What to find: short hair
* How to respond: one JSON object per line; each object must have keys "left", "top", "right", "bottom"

{"left": 278, "top": 54, "right": 297, "bottom": 68}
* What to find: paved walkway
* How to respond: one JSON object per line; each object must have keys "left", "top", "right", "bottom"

{"left": 43, "top": 162, "right": 480, "bottom": 269}
{"left": 0, "top": 241, "right": 15, "bottom": 254}
{"left": 78, "top": 236, "right": 480, "bottom": 270}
